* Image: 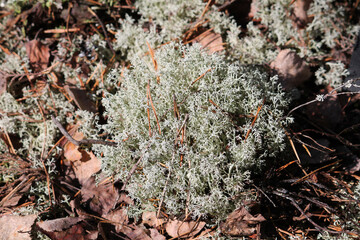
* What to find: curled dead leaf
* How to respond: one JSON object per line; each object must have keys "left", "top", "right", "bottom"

{"left": 64, "top": 131, "right": 83, "bottom": 161}
{"left": 165, "top": 219, "right": 205, "bottom": 238}
{"left": 25, "top": 39, "right": 50, "bottom": 72}
{"left": 220, "top": 206, "right": 265, "bottom": 237}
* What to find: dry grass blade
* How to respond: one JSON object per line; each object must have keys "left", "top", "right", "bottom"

{"left": 244, "top": 99, "right": 265, "bottom": 141}
{"left": 146, "top": 41, "right": 160, "bottom": 83}
{"left": 191, "top": 68, "right": 212, "bottom": 85}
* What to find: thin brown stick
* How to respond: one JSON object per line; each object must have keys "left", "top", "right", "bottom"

{"left": 148, "top": 79, "right": 161, "bottom": 135}
{"left": 285, "top": 130, "right": 308, "bottom": 176}
{"left": 147, "top": 82, "right": 152, "bottom": 137}
{"left": 121, "top": 143, "right": 152, "bottom": 191}
{"left": 37, "top": 101, "right": 55, "bottom": 205}
{"left": 200, "top": 0, "right": 212, "bottom": 19}
{"left": 146, "top": 41, "right": 160, "bottom": 83}
{"left": 0, "top": 176, "right": 35, "bottom": 207}
{"left": 157, "top": 166, "right": 171, "bottom": 218}
{"left": 273, "top": 189, "right": 346, "bottom": 235}
{"left": 245, "top": 99, "right": 265, "bottom": 141}
{"left": 292, "top": 160, "right": 342, "bottom": 185}
{"left": 191, "top": 68, "right": 212, "bottom": 85}
{"left": 87, "top": 7, "right": 115, "bottom": 56}
{"left": 51, "top": 115, "right": 118, "bottom": 147}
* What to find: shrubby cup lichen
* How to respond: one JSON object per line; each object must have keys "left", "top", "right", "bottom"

{"left": 95, "top": 42, "right": 290, "bottom": 221}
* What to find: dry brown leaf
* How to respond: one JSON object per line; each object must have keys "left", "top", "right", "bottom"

{"left": 165, "top": 219, "right": 205, "bottom": 238}
{"left": 37, "top": 217, "right": 83, "bottom": 232}
{"left": 64, "top": 84, "right": 97, "bottom": 113}
{"left": 196, "top": 30, "right": 224, "bottom": 53}
{"left": 1, "top": 175, "right": 33, "bottom": 207}
{"left": 142, "top": 212, "right": 165, "bottom": 228}
{"left": 73, "top": 151, "right": 101, "bottom": 184}
{"left": 63, "top": 132, "right": 84, "bottom": 161}
{"left": 293, "top": 0, "right": 313, "bottom": 28}
{"left": 117, "top": 192, "right": 134, "bottom": 206}
{"left": 80, "top": 177, "right": 119, "bottom": 216}
{"left": 37, "top": 217, "right": 92, "bottom": 240}
{"left": 0, "top": 214, "right": 37, "bottom": 240}
{"left": 60, "top": 2, "right": 93, "bottom": 25}
{"left": 63, "top": 131, "right": 101, "bottom": 184}
{"left": 103, "top": 208, "right": 129, "bottom": 232}
{"left": 149, "top": 228, "right": 166, "bottom": 240}
{"left": 25, "top": 39, "right": 50, "bottom": 72}
{"left": 270, "top": 49, "right": 312, "bottom": 90}
{"left": 122, "top": 224, "right": 152, "bottom": 240}
{"left": 220, "top": 206, "right": 265, "bottom": 237}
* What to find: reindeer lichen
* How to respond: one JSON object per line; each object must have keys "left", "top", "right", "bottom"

{"left": 94, "top": 42, "right": 290, "bottom": 220}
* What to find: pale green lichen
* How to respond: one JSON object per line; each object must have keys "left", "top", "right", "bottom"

{"left": 94, "top": 42, "right": 290, "bottom": 220}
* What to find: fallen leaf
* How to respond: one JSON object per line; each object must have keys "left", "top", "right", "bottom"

{"left": 25, "top": 39, "right": 50, "bottom": 72}
{"left": 63, "top": 131, "right": 101, "bottom": 184}
{"left": 270, "top": 49, "right": 312, "bottom": 90}
{"left": 37, "top": 217, "right": 83, "bottom": 232}
{"left": 149, "top": 228, "right": 166, "bottom": 240}
{"left": 122, "top": 224, "right": 152, "bottom": 240}
{"left": 103, "top": 208, "right": 128, "bottom": 232}
{"left": 64, "top": 132, "right": 84, "bottom": 161}
{"left": 196, "top": 29, "right": 224, "bottom": 53}
{"left": 219, "top": 0, "right": 252, "bottom": 27}
{"left": 5, "top": 3, "right": 45, "bottom": 34}
{"left": 73, "top": 151, "right": 101, "bottom": 184}
{"left": 293, "top": 0, "right": 313, "bottom": 28}
{"left": 37, "top": 217, "right": 89, "bottom": 240}
{"left": 81, "top": 177, "right": 119, "bottom": 216}
{"left": 1, "top": 175, "right": 32, "bottom": 207}
{"left": 142, "top": 212, "right": 165, "bottom": 228}
{"left": 64, "top": 84, "right": 97, "bottom": 113}
{"left": 345, "top": 30, "right": 360, "bottom": 92}
{"left": 165, "top": 219, "right": 205, "bottom": 238}
{"left": 0, "top": 214, "right": 37, "bottom": 240}
{"left": 60, "top": 2, "right": 93, "bottom": 25}
{"left": 220, "top": 206, "right": 265, "bottom": 237}
{"left": 117, "top": 192, "right": 134, "bottom": 206}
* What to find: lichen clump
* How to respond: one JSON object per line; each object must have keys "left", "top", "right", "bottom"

{"left": 96, "top": 43, "right": 290, "bottom": 219}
